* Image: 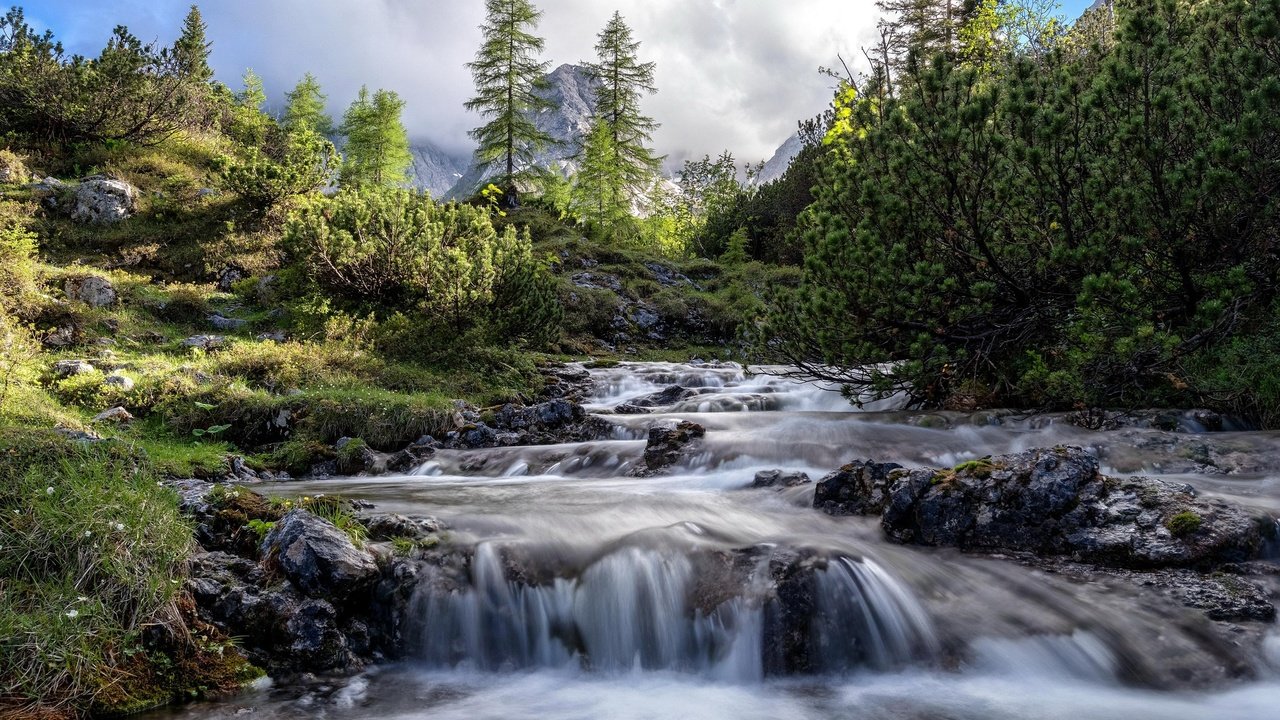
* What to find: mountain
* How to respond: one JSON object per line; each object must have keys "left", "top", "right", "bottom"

{"left": 446, "top": 63, "right": 600, "bottom": 199}
{"left": 754, "top": 132, "right": 803, "bottom": 187}
{"left": 407, "top": 141, "right": 468, "bottom": 198}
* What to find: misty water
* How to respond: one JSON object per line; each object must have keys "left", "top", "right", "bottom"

{"left": 163, "top": 362, "right": 1280, "bottom": 719}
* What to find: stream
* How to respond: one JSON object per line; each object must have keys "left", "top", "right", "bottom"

{"left": 158, "top": 362, "right": 1280, "bottom": 719}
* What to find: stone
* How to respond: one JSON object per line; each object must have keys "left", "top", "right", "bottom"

{"left": 645, "top": 262, "right": 694, "bottom": 287}
{"left": 570, "top": 271, "right": 623, "bottom": 292}
{"left": 93, "top": 406, "right": 133, "bottom": 423}
{"left": 814, "top": 447, "right": 1270, "bottom": 569}
{"left": 103, "top": 373, "right": 135, "bottom": 391}
{"left": 633, "top": 421, "right": 706, "bottom": 476}
{"left": 182, "top": 334, "right": 226, "bottom": 350}
{"left": 215, "top": 266, "right": 245, "bottom": 292}
{"left": 751, "top": 469, "right": 812, "bottom": 489}
{"left": 70, "top": 176, "right": 138, "bottom": 224}
{"left": 208, "top": 314, "right": 247, "bottom": 331}
{"left": 361, "top": 514, "right": 443, "bottom": 542}
{"left": 615, "top": 385, "right": 697, "bottom": 414}
{"left": 52, "top": 359, "right": 96, "bottom": 378}
{"left": 64, "top": 275, "right": 117, "bottom": 308}
{"left": 262, "top": 510, "right": 380, "bottom": 598}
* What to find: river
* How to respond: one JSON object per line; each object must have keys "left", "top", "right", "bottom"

{"left": 157, "top": 362, "right": 1280, "bottom": 719}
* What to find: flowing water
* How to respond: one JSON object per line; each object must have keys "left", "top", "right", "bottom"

{"left": 165, "top": 362, "right": 1280, "bottom": 719}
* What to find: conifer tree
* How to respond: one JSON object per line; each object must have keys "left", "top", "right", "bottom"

{"left": 236, "top": 68, "right": 266, "bottom": 109}
{"left": 465, "top": 0, "right": 556, "bottom": 204}
{"left": 571, "top": 119, "right": 629, "bottom": 236}
{"left": 283, "top": 72, "right": 334, "bottom": 137}
{"left": 338, "top": 86, "right": 412, "bottom": 188}
{"left": 584, "top": 11, "right": 662, "bottom": 205}
{"left": 172, "top": 4, "right": 212, "bottom": 83}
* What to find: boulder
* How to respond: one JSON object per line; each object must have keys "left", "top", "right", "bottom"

{"left": 815, "top": 447, "right": 1271, "bottom": 569}
{"left": 52, "top": 359, "right": 96, "bottom": 378}
{"left": 262, "top": 510, "right": 379, "bottom": 598}
{"left": 361, "top": 514, "right": 443, "bottom": 542}
{"left": 70, "top": 176, "right": 137, "bottom": 224}
{"left": 182, "top": 334, "right": 226, "bottom": 350}
{"left": 103, "top": 372, "right": 135, "bottom": 391}
{"left": 633, "top": 421, "right": 706, "bottom": 476}
{"left": 64, "top": 275, "right": 117, "bottom": 308}
{"left": 215, "top": 265, "right": 245, "bottom": 292}
{"left": 208, "top": 314, "right": 246, "bottom": 331}
{"left": 751, "top": 469, "right": 812, "bottom": 489}
{"left": 93, "top": 406, "right": 133, "bottom": 423}
{"left": 615, "top": 385, "right": 697, "bottom": 414}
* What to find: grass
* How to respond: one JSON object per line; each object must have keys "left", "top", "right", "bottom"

{"left": 1166, "top": 511, "right": 1204, "bottom": 538}
{"left": 0, "top": 429, "right": 258, "bottom": 717}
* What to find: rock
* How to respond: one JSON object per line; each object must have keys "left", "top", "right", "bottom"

{"left": 361, "top": 514, "right": 443, "bottom": 542}
{"left": 94, "top": 406, "right": 133, "bottom": 423}
{"left": 633, "top": 421, "right": 706, "bottom": 476}
{"left": 215, "top": 266, "right": 245, "bottom": 292}
{"left": 615, "top": 385, "right": 697, "bottom": 414}
{"left": 387, "top": 439, "right": 437, "bottom": 473}
{"left": 815, "top": 447, "right": 1270, "bottom": 569}
{"left": 208, "top": 314, "right": 247, "bottom": 331}
{"left": 70, "top": 176, "right": 137, "bottom": 224}
{"left": 645, "top": 262, "right": 694, "bottom": 288}
{"left": 103, "top": 373, "right": 135, "bottom": 391}
{"left": 262, "top": 510, "right": 380, "bottom": 598}
{"left": 751, "top": 469, "right": 812, "bottom": 489}
{"left": 52, "top": 359, "right": 96, "bottom": 378}
{"left": 64, "top": 275, "right": 117, "bottom": 308}
{"left": 571, "top": 271, "right": 622, "bottom": 292}
{"left": 197, "top": 187, "right": 222, "bottom": 199}
{"left": 257, "top": 330, "right": 287, "bottom": 342}
{"left": 54, "top": 425, "right": 103, "bottom": 442}
{"left": 27, "top": 176, "right": 65, "bottom": 193}
{"left": 182, "top": 334, "right": 226, "bottom": 350}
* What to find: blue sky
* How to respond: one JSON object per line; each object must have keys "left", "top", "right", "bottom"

{"left": 25, "top": 1, "right": 1101, "bottom": 162}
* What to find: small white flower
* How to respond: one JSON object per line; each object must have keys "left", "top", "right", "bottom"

{"left": 77, "top": 596, "right": 89, "bottom": 603}
{"left": 84, "top": 530, "right": 92, "bottom": 537}
{"left": 45, "top": 487, "right": 54, "bottom": 495}
{"left": 114, "top": 522, "right": 125, "bottom": 532}
{"left": 65, "top": 609, "right": 79, "bottom": 618}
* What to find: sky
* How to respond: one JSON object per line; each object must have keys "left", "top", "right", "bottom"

{"left": 28, "top": 1, "right": 1097, "bottom": 166}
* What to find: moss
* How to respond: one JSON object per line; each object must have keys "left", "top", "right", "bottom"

{"left": 953, "top": 458, "right": 998, "bottom": 478}
{"left": 1166, "top": 511, "right": 1204, "bottom": 537}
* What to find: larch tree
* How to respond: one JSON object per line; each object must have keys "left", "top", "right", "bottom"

{"left": 571, "top": 118, "right": 629, "bottom": 236}
{"left": 465, "top": 0, "right": 556, "bottom": 205}
{"left": 583, "top": 11, "right": 662, "bottom": 209}
{"left": 283, "top": 72, "right": 334, "bottom": 137}
{"left": 172, "top": 4, "right": 212, "bottom": 83}
{"left": 338, "top": 87, "right": 412, "bottom": 188}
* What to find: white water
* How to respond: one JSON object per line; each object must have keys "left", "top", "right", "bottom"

{"left": 173, "top": 361, "right": 1280, "bottom": 720}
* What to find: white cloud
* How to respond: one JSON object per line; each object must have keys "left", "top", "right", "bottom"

{"left": 42, "top": 0, "right": 884, "bottom": 163}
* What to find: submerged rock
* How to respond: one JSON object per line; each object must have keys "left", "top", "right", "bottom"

{"left": 615, "top": 385, "right": 697, "bottom": 414}
{"left": 751, "top": 469, "right": 812, "bottom": 490}
{"left": 816, "top": 447, "right": 1271, "bottom": 569}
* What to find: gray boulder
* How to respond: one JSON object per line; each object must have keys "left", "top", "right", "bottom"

{"left": 64, "top": 275, "right": 117, "bottom": 308}
{"left": 70, "top": 176, "right": 137, "bottom": 224}
{"left": 262, "top": 510, "right": 379, "bottom": 597}
{"left": 182, "top": 334, "right": 226, "bottom": 350}
{"left": 751, "top": 469, "right": 812, "bottom": 489}
{"left": 52, "top": 359, "right": 96, "bottom": 378}
{"left": 615, "top": 385, "right": 697, "bottom": 414}
{"left": 815, "top": 447, "right": 1271, "bottom": 569}
{"left": 103, "top": 373, "right": 135, "bottom": 391}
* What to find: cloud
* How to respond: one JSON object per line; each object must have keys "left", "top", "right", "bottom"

{"left": 38, "top": 0, "right": 884, "bottom": 163}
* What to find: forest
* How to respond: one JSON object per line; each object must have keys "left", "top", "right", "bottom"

{"left": 1, "top": 0, "right": 1279, "bottom": 717}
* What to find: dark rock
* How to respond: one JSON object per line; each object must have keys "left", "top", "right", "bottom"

{"left": 645, "top": 262, "right": 694, "bottom": 288}
{"left": 615, "top": 385, "right": 697, "bottom": 414}
{"left": 361, "top": 514, "right": 443, "bottom": 542}
{"left": 262, "top": 510, "right": 379, "bottom": 598}
{"left": 571, "top": 271, "right": 622, "bottom": 291}
{"left": 751, "top": 469, "right": 812, "bottom": 489}
{"left": 208, "top": 314, "right": 247, "bottom": 331}
{"left": 815, "top": 447, "right": 1270, "bottom": 569}
{"left": 387, "top": 440, "right": 437, "bottom": 473}
{"left": 632, "top": 421, "right": 706, "bottom": 476}
{"left": 216, "top": 265, "right": 246, "bottom": 292}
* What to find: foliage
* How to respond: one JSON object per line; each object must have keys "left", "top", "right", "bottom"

{"left": 571, "top": 118, "right": 632, "bottom": 238}
{"left": 338, "top": 86, "right": 411, "bottom": 188}
{"left": 172, "top": 4, "right": 213, "bottom": 83}
{"left": 283, "top": 72, "right": 335, "bottom": 137}
{"left": 465, "top": 0, "right": 557, "bottom": 202}
{"left": 583, "top": 11, "right": 663, "bottom": 209}
{"left": 0, "top": 8, "right": 213, "bottom": 146}
{"left": 766, "top": 0, "right": 1280, "bottom": 414}
{"left": 220, "top": 128, "right": 336, "bottom": 212}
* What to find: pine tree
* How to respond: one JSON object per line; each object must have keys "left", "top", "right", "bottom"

{"left": 465, "top": 0, "right": 557, "bottom": 204}
{"left": 584, "top": 12, "right": 662, "bottom": 206}
{"left": 283, "top": 73, "right": 334, "bottom": 137}
{"left": 338, "top": 86, "right": 412, "bottom": 188}
{"left": 571, "top": 118, "right": 629, "bottom": 236}
{"left": 172, "top": 4, "right": 212, "bottom": 83}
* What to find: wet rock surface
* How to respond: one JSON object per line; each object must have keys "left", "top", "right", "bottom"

{"left": 632, "top": 420, "right": 706, "bottom": 476}
{"left": 614, "top": 385, "right": 698, "bottom": 414}
{"left": 751, "top": 469, "right": 812, "bottom": 489}
{"left": 816, "top": 447, "right": 1274, "bottom": 569}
